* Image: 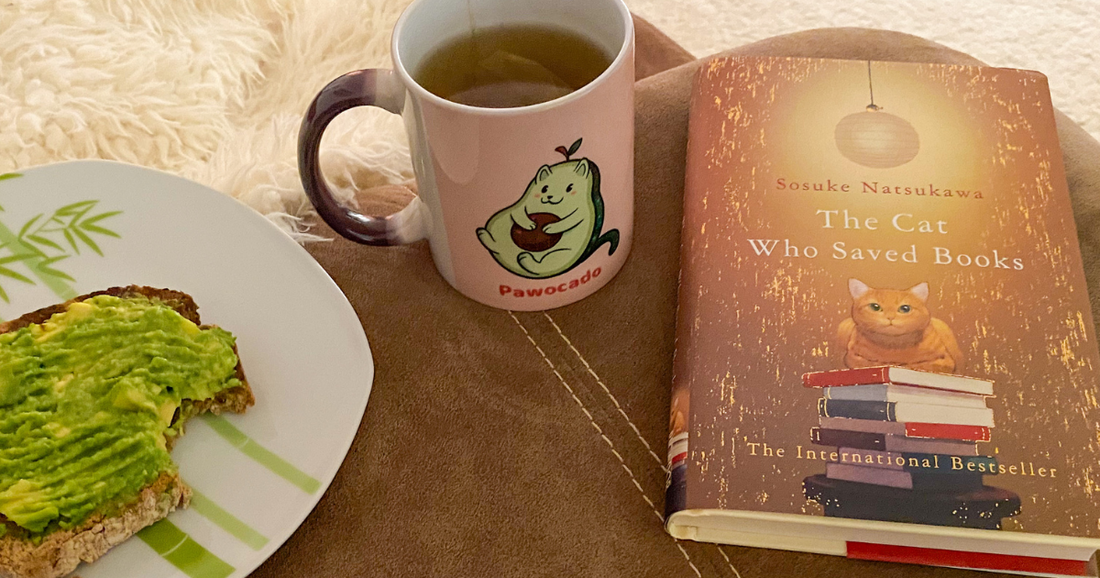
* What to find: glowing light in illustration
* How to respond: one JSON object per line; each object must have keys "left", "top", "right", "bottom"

{"left": 835, "top": 62, "right": 920, "bottom": 169}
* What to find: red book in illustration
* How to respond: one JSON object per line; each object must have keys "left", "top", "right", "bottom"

{"left": 903, "top": 422, "right": 992, "bottom": 442}
{"left": 804, "top": 367, "right": 993, "bottom": 396}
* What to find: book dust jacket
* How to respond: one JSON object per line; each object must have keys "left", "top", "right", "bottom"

{"left": 667, "top": 56, "right": 1100, "bottom": 544}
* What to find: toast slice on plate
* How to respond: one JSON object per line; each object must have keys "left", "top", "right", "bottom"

{"left": 0, "top": 286, "right": 253, "bottom": 578}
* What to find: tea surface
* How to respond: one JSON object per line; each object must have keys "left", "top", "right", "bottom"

{"left": 415, "top": 24, "right": 613, "bottom": 108}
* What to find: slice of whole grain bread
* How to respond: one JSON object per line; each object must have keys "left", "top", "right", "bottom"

{"left": 0, "top": 286, "right": 254, "bottom": 578}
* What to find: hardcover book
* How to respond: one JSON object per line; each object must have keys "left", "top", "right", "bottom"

{"left": 665, "top": 55, "right": 1100, "bottom": 575}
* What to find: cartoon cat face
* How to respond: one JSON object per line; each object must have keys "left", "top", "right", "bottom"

{"left": 848, "top": 279, "right": 931, "bottom": 337}
{"left": 522, "top": 158, "right": 594, "bottom": 217}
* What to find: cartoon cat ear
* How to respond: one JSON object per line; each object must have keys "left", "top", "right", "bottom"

{"left": 848, "top": 278, "right": 869, "bottom": 299}
{"left": 572, "top": 159, "right": 589, "bottom": 177}
{"left": 908, "top": 282, "right": 929, "bottom": 302}
{"left": 537, "top": 165, "right": 553, "bottom": 182}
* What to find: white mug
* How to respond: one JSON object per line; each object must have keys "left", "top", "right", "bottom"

{"left": 298, "top": 0, "right": 634, "bottom": 311}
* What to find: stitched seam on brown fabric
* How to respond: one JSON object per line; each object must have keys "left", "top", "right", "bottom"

{"left": 541, "top": 313, "right": 744, "bottom": 578}
{"left": 542, "top": 312, "right": 668, "bottom": 473}
{"left": 717, "top": 547, "right": 744, "bottom": 578}
{"left": 508, "top": 311, "right": 702, "bottom": 578}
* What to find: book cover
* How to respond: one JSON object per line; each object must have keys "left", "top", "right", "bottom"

{"left": 665, "top": 55, "right": 1100, "bottom": 572}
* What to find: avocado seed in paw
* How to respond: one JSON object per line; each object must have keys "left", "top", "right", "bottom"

{"left": 511, "top": 212, "right": 563, "bottom": 252}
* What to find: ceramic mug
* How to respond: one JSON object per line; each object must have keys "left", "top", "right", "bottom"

{"left": 298, "top": 0, "right": 634, "bottom": 311}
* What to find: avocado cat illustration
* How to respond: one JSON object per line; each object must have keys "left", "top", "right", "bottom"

{"left": 476, "top": 138, "right": 619, "bottom": 279}
{"left": 837, "top": 278, "right": 964, "bottom": 373}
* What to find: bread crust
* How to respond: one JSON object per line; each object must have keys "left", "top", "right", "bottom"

{"left": 0, "top": 286, "right": 253, "bottom": 578}
{"left": 0, "top": 474, "right": 189, "bottom": 578}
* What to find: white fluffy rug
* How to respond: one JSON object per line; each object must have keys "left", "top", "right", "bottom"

{"left": 3, "top": 0, "right": 1097, "bottom": 241}
{"left": 629, "top": 0, "right": 1100, "bottom": 144}
{"left": 2, "top": 0, "right": 413, "bottom": 240}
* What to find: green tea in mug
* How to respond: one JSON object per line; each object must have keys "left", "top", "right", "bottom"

{"left": 415, "top": 24, "right": 614, "bottom": 108}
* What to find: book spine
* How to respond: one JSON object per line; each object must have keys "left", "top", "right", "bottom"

{"left": 819, "top": 399, "right": 896, "bottom": 421}
{"left": 664, "top": 425, "right": 689, "bottom": 520}
{"left": 904, "top": 422, "right": 991, "bottom": 442}
{"left": 824, "top": 384, "right": 989, "bottom": 408}
{"left": 888, "top": 367, "right": 994, "bottom": 396}
{"left": 825, "top": 463, "right": 911, "bottom": 489}
{"left": 894, "top": 405, "right": 993, "bottom": 427}
{"left": 803, "top": 367, "right": 888, "bottom": 388}
{"left": 818, "top": 416, "right": 905, "bottom": 435}
{"left": 811, "top": 427, "right": 886, "bottom": 450}
{"left": 665, "top": 374, "right": 691, "bottom": 518}
{"left": 664, "top": 460, "right": 687, "bottom": 520}
{"left": 884, "top": 435, "right": 979, "bottom": 456}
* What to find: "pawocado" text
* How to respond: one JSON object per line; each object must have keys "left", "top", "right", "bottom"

{"left": 500, "top": 267, "right": 602, "bottom": 298}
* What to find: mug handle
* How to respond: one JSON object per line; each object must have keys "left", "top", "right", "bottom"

{"left": 298, "top": 69, "right": 427, "bottom": 245}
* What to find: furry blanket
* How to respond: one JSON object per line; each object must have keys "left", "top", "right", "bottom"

{"left": 2, "top": 0, "right": 414, "bottom": 240}
{"left": 6, "top": 0, "right": 1097, "bottom": 242}
{"left": 631, "top": 0, "right": 1100, "bottom": 144}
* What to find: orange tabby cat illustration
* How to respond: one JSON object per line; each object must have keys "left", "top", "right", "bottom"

{"left": 838, "top": 279, "right": 964, "bottom": 373}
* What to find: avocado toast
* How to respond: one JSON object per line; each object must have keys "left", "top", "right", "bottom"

{"left": 0, "top": 286, "right": 253, "bottom": 578}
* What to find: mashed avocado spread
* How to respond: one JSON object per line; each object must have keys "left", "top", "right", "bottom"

{"left": 0, "top": 295, "right": 241, "bottom": 535}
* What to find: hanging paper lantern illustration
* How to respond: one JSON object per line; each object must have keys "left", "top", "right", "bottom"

{"left": 835, "top": 62, "right": 920, "bottom": 169}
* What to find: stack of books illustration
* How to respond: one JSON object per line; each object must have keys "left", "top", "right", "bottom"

{"left": 801, "top": 366, "right": 1021, "bottom": 529}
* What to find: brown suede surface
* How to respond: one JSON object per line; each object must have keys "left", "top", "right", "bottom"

{"left": 251, "top": 23, "right": 1100, "bottom": 578}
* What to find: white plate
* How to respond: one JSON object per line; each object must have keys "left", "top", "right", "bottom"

{"left": 0, "top": 161, "right": 373, "bottom": 578}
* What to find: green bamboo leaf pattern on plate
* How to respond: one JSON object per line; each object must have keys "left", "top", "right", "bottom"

{"left": 0, "top": 174, "right": 122, "bottom": 302}
{"left": 0, "top": 172, "right": 19, "bottom": 211}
